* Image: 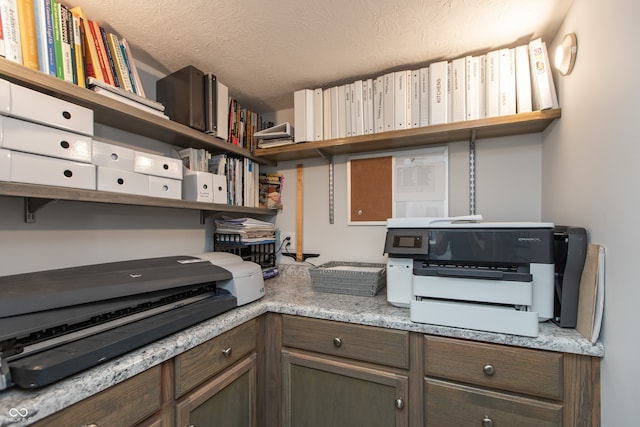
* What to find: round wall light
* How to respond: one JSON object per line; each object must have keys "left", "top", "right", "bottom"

{"left": 554, "top": 33, "right": 577, "bottom": 75}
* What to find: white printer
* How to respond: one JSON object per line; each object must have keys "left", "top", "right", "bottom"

{"left": 193, "top": 252, "right": 265, "bottom": 305}
{"left": 384, "top": 216, "right": 555, "bottom": 337}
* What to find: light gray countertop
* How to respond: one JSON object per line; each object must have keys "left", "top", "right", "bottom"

{"left": 0, "top": 265, "right": 604, "bottom": 426}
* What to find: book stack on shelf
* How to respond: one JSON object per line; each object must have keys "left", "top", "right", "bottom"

{"left": 255, "top": 122, "right": 295, "bottom": 149}
{"left": 214, "top": 217, "right": 276, "bottom": 269}
{"left": 293, "top": 37, "right": 558, "bottom": 142}
{"left": 0, "top": 1, "right": 160, "bottom": 115}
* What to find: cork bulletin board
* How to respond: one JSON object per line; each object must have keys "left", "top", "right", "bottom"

{"left": 347, "top": 147, "right": 448, "bottom": 225}
{"left": 348, "top": 155, "right": 393, "bottom": 223}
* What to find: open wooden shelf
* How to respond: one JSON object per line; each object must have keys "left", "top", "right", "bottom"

{"left": 0, "top": 182, "right": 276, "bottom": 218}
{"left": 253, "top": 109, "right": 561, "bottom": 163}
{"left": 0, "top": 58, "right": 274, "bottom": 166}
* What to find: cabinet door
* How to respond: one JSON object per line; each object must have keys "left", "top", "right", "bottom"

{"left": 175, "top": 353, "right": 256, "bottom": 427}
{"left": 282, "top": 349, "right": 409, "bottom": 427}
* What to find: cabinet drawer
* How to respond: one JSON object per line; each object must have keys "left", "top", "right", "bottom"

{"left": 0, "top": 115, "right": 92, "bottom": 162}
{"left": 424, "top": 336, "right": 563, "bottom": 400}
{"left": 175, "top": 319, "right": 256, "bottom": 397}
{"left": 282, "top": 315, "right": 409, "bottom": 369}
{"left": 0, "top": 78, "right": 93, "bottom": 136}
{"left": 33, "top": 365, "right": 161, "bottom": 426}
{"left": 425, "top": 378, "right": 562, "bottom": 427}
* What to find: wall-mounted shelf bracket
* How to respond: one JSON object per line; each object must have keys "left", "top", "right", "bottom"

{"left": 469, "top": 129, "right": 477, "bottom": 216}
{"left": 314, "top": 150, "right": 335, "bottom": 224}
{"left": 24, "top": 197, "right": 55, "bottom": 223}
{"left": 315, "top": 149, "right": 331, "bottom": 163}
{"left": 329, "top": 156, "right": 335, "bottom": 224}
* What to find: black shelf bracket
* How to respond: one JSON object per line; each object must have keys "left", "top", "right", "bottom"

{"left": 315, "top": 149, "right": 331, "bottom": 163}
{"left": 24, "top": 197, "right": 56, "bottom": 223}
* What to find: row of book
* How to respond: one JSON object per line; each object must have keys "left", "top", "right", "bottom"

{"left": 0, "top": 1, "right": 150, "bottom": 105}
{"left": 293, "top": 37, "right": 558, "bottom": 143}
{"left": 228, "top": 97, "right": 274, "bottom": 151}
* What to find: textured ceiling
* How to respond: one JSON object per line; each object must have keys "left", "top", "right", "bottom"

{"left": 68, "top": 0, "right": 573, "bottom": 112}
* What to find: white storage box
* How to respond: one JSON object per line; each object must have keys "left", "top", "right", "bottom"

{"left": 0, "top": 148, "right": 10, "bottom": 181}
{"left": 0, "top": 78, "right": 93, "bottom": 136}
{"left": 182, "top": 170, "right": 213, "bottom": 202}
{"left": 212, "top": 173, "right": 228, "bottom": 204}
{"left": 149, "top": 175, "right": 182, "bottom": 200}
{"left": 92, "top": 140, "right": 135, "bottom": 171}
{"left": 11, "top": 151, "right": 96, "bottom": 190}
{"left": 134, "top": 150, "right": 182, "bottom": 180}
{"left": 0, "top": 115, "right": 92, "bottom": 163}
{"left": 97, "top": 166, "right": 149, "bottom": 196}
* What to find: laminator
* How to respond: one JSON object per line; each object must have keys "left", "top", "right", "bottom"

{"left": 384, "top": 216, "right": 555, "bottom": 337}
{"left": 0, "top": 253, "right": 264, "bottom": 390}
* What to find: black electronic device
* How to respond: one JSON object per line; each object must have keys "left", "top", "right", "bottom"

{"left": 156, "top": 65, "right": 205, "bottom": 131}
{"left": 553, "top": 225, "right": 588, "bottom": 327}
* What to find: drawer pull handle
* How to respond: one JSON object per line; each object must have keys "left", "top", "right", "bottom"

{"left": 60, "top": 140, "right": 70, "bottom": 149}
{"left": 62, "top": 111, "right": 71, "bottom": 120}
{"left": 221, "top": 347, "right": 232, "bottom": 358}
{"left": 483, "top": 364, "right": 495, "bottom": 376}
{"left": 482, "top": 416, "right": 494, "bottom": 427}
{"left": 395, "top": 398, "right": 404, "bottom": 409}
{"left": 333, "top": 337, "right": 342, "bottom": 347}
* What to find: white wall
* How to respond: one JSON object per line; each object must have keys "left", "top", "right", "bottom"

{"left": 543, "top": 1, "right": 640, "bottom": 424}
{"left": 270, "top": 133, "right": 543, "bottom": 266}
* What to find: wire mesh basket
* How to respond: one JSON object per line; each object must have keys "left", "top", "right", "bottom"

{"left": 309, "top": 261, "right": 386, "bottom": 297}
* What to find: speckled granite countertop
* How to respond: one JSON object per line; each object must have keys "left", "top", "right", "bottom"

{"left": 0, "top": 265, "right": 604, "bottom": 426}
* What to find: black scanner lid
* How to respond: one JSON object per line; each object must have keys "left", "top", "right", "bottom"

{"left": 0, "top": 256, "right": 232, "bottom": 318}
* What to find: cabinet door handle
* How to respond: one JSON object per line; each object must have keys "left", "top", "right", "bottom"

{"left": 395, "top": 398, "right": 404, "bottom": 409}
{"left": 221, "top": 347, "right": 232, "bottom": 358}
{"left": 333, "top": 337, "right": 342, "bottom": 347}
{"left": 482, "top": 416, "right": 494, "bottom": 427}
{"left": 483, "top": 364, "right": 495, "bottom": 376}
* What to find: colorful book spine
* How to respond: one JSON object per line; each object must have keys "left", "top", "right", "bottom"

{"left": 120, "top": 38, "right": 144, "bottom": 97}
{"left": 88, "top": 19, "right": 113, "bottom": 85}
{"left": 106, "top": 32, "right": 132, "bottom": 92}
{"left": 58, "top": 2, "right": 73, "bottom": 83}
{"left": 50, "top": 0, "right": 63, "bottom": 78}
{"left": 1, "top": 0, "right": 23, "bottom": 64}
{"left": 69, "top": 7, "right": 103, "bottom": 82}
{"left": 117, "top": 39, "right": 136, "bottom": 94}
{"left": 33, "top": 0, "right": 55, "bottom": 75}
{"left": 70, "top": 11, "right": 84, "bottom": 87}
{"left": 16, "top": 0, "right": 38, "bottom": 70}
{"left": 99, "top": 25, "right": 119, "bottom": 88}
{"left": 0, "top": 8, "right": 5, "bottom": 57}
